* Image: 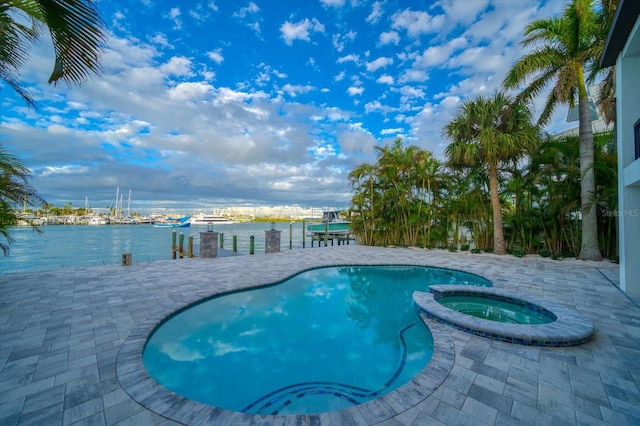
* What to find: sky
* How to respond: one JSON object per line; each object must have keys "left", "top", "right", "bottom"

{"left": 0, "top": 0, "right": 571, "bottom": 215}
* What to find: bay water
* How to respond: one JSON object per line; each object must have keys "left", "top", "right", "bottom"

{"left": 1, "top": 222, "right": 313, "bottom": 274}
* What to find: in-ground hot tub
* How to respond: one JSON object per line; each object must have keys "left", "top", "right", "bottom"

{"left": 413, "top": 285, "right": 594, "bottom": 346}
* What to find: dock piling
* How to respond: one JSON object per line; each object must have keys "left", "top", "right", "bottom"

{"left": 172, "top": 230, "right": 177, "bottom": 259}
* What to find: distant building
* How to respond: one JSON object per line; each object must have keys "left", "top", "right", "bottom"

{"left": 551, "top": 83, "right": 613, "bottom": 139}
{"left": 601, "top": 0, "right": 640, "bottom": 296}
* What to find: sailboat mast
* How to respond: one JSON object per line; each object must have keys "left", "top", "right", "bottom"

{"left": 115, "top": 187, "right": 119, "bottom": 219}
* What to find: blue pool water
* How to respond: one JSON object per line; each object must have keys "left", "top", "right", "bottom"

{"left": 143, "top": 265, "right": 491, "bottom": 415}
{"left": 438, "top": 295, "right": 556, "bottom": 324}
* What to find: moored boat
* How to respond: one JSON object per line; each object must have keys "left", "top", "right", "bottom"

{"left": 153, "top": 216, "right": 191, "bottom": 228}
{"left": 187, "top": 212, "right": 234, "bottom": 226}
{"left": 306, "top": 210, "right": 351, "bottom": 235}
{"left": 153, "top": 222, "right": 191, "bottom": 228}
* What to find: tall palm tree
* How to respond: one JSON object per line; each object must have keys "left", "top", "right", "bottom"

{"left": 0, "top": 0, "right": 107, "bottom": 107}
{"left": 443, "top": 91, "right": 539, "bottom": 255}
{"left": 0, "top": 146, "right": 46, "bottom": 255}
{"left": 503, "top": 0, "right": 603, "bottom": 260}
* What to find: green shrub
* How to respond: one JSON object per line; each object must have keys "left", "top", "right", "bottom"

{"left": 460, "top": 244, "right": 470, "bottom": 251}
{"left": 483, "top": 248, "right": 493, "bottom": 253}
{"left": 539, "top": 249, "right": 552, "bottom": 258}
{"left": 512, "top": 249, "right": 526, "bottom": 258}
{"left": 448, "top": 245, "right": 457, "bottom": 252}
{"left": 471, "top": 248, "right": 482, "bottom": 254}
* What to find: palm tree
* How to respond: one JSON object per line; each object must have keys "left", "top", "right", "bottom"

{"left": 503, "top": 0, "right": 603, "bottom": 260}
{"left": 443, "top": 91, "right": 539, "bottom": 255}
{"left": 0, "top": 146, "right": 46, "bottom": 255}
{"left": 348, "top": 163, "right": 377, "bottom": 245}
{"left": 0, "top": 0, "right": 107, "bottom": 107}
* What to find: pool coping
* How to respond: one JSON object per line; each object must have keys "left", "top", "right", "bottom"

{"left": 413, "top": 285, "right": 595, "bottom": 347}
{"left": 115, "top": 272, "right": 458, "bottom": 424}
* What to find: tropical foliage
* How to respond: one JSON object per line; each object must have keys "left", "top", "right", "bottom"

{"left": 0, "top": 0, "right": 106, "bottom": 107}
{"left": 0, "top": 147, "right": 45, "bottom": 255}
{"left": 443, "top": 92, "right": 540, "bottom": 255}
{"left": 348, "top": 132, "right": 617, "bottom": 260}
{"left": 1, "top": 0, "right": 107, "bottom": 253}
{"left": 349, "top": 0, "right": 619, "bottom": 262}
{"left": 503, "top": 0, "right": 605, "bottom": 260}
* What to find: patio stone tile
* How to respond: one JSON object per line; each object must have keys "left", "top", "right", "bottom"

{"left": 467, "top": 383, "right": 512, "bottom": 413}
{"left": 0, "top": 246, "right": 635, "bottom": 425}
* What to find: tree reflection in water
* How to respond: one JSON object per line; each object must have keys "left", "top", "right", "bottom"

{"left": 343, "top": 265, "right": 490, "bottom": 347}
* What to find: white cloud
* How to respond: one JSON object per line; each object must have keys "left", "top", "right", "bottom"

{"left": 337, "top": 54, "right": 359, "bottom": 64}
{"left": 332, "top": 30, "right": 357, "bottom": 52}
{"left": 379, "top": 31, "right": 400, "bottom": 46}
{"left": 281, "top": 84, "right": 315, "bottom": 96}
{"left": 207, "top": 49, "right": 224, "bottom": 64}
{"left": 399, "top": 69, "right": 428, "bottom": 83}
{"left": 159, "top": 56, "right": 194, "bottom": 77}
{"left": 438, "top": 0, "right": 489, "bottom": 26}
{"left": 381, "top": 127, "right": 403, "bottom": 135}
{"left": 391, "top": 9, "right": 444, "bottom": 38}
{"left": 366, "top": 56, "right": 393, "bottom": 72}
{"left": 413, "top": 37, "right": 467, "bottom": 69}
{"left": 397, "top": 85, "right": 425, "bottom": 101}
{"left": 377, "top": 75, "right": 394, "bottom": 85}
{"left": 166, "top": 7, "right": 182, "bottom": 30}
{"left": 348, "top": 86, "right": 364, "bottom": 96}
{"left": 321, "top": 0, "right": 346, "bottom": 7}
{"left": 233, "top": 1, "right": 260, "bottom": 18}
{"left": 366, "top": 1, "right": 384, "bottom": 24}
{"left": 280, "top": 18, "right": 325, "bottom": 45}
{"left": 149, "top": 33, "right": 172, "bottom": 49}
{"left": 167, "top": 82, "right": 213, "bottom": 102}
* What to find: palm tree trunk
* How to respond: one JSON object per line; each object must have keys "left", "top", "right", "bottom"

{"left": 489, "top": 164, "right": 506, "bottom": 255}
{"left": 577, "top": 70, "right": 603, "bottom": 260}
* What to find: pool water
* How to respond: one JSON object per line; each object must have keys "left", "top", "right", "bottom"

{"left": 143, "top": 265, "right": 490, "bottom": 415}
{"left": 438, "top": 295, "right": 555, "bottom": 325}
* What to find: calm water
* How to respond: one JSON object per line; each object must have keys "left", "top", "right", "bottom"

{"left": 143, "top": 266, "right": 490, "bottom": 415}
{"left": 438, "top": 296, "right": 555, "bottom": 324}
{"left": 1, "top": 222, "right": 309, "bottom": 274}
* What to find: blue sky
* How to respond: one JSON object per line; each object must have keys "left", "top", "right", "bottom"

{"left": 1, "top": 0, "right": 569, "bottom": 214}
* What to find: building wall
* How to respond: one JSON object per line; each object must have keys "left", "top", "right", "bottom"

{"left": 616, "top": 18, "right": 640, "bottom": 294}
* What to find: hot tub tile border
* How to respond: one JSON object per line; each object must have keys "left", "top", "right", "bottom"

{"left": 413, "top": 285, "right": 595, "bottom": 347}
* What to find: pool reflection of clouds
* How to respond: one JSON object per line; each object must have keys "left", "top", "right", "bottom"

{"left": 160, "top": 342, "right": 205, "bottom": 362}
{"left": 305, "top": 282, "right": 336, "bottom": 298}
{"left": 209, "top": 339, "right": 251, "bottom": 356}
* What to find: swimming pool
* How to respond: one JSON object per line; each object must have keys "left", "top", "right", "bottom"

{"left": 142, "top": 265, "right": 490, "bottom": 414}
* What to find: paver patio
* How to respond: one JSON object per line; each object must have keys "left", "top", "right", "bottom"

{"left": 1, "top": 246, "right": 638, "bottom": 425}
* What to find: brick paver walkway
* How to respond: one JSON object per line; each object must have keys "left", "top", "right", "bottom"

{"left": 1, "top": 246, "right": 638, "bottom": 425}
